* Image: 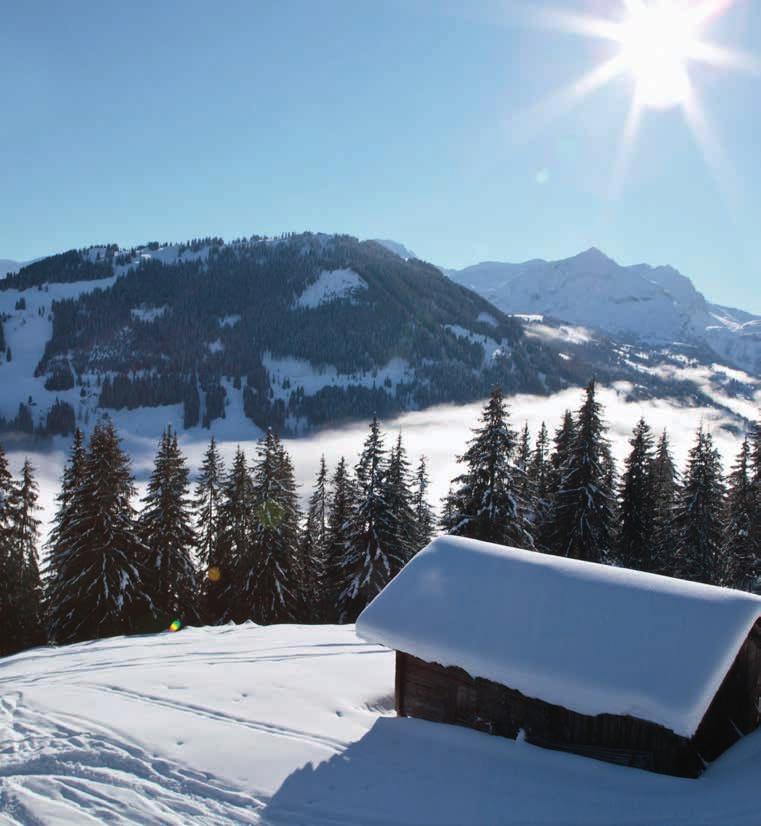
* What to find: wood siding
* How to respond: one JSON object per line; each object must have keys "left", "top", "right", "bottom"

{"left": 394, "top": 623, "right": 761, "bottom": 778}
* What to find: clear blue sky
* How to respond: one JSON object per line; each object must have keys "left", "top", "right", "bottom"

{"left": 2, "top": 0, "right": 760, "bottom": 310}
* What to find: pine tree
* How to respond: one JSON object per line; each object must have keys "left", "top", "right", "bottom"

{"left": 673, "top": 427, "right": 727, "bottom": 585}
{"left": 381, "top": 433, "right": 418, "bottom": 564}
{"left": 46, "top": 429, "right": 87, "bottom": 641}
{"left": 138, "top": 427, "right": 199, "bottom": 628}
{"left": 549, "top": 411, "right": 577, "bottom": 499}
{"left": 323, "top": 456, "right": 356, "bottom": 623}
{"left": 529, "top": 422, "right": 552, "bottom": 549}
{"left": 443, "top": 388, "right": 534, "bottom": 550}
{"left": 300, "top": 456, "right": 330, "bottom": 621}
{"left": 749, "top": 415, "right": 761, "bottom": 586}
{"left": 549, "top": 380, "right": 614, "bottom": 563}
{"left": 723, "top": 438, "right": 759, "bottom": 590}
{"left": 650, "top": 430, "right": 680, "bottom": 576}
{"left": 11, "top": 461, "right": 44, "bottom": 651}
{"left": 214, "top": 446, "right": 254, "bottom": 624}
{"left": 412, "top": 455, "right": 435, "bottom": 550}
{"left": 515, "top": 422, "right": 533, "bottom": 505}
{"left": 46, "top": 420, "right": 152, "bottom": 644}
{"left": 194, "top": 436, "right": 225, "bottom": 622}
{"left": 0, "top": 444, "right": 17, "bottom": 654}
{"left": 0, "top": 457, "right": 44, "bottom": 656}
{"left": 230, "top": 432, "right": 301, "bottom": 624}
{"left": 338, "top": 417, "right": 403, "bottom": 623}
{"left": 618, "top": 418, "right": 657, "bottom": 571}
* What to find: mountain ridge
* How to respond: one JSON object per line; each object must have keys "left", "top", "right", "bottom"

{"left": 447, "top": 247, "right": 761, "bottom": 377}
{"left": 0, "top": 233, "right": 566, "bottom": 438}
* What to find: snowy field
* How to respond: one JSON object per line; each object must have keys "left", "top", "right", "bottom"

{"left": 1, "top": 623, "right": 761, "bottom": 825}
{"left": 3, "top": 383, "right": 750, "bottom": 545}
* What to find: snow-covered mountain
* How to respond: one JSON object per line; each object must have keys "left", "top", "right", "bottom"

{"left": 0, "top": 259, "right": 22, "bottom": 278}
{"left": 1, "top": 234, "right": 759, "bottom": 443}
{"left": 448, "top": 248, "right": 761, "bottom": 377}
{"left": 1, "top": 622, "right": 759, "bottom": 824}
{"left": 370, "top": 239, "right": 417, "bottom": 260}
{"left": 0, "top": 234, "right": 564, "bottom": 439}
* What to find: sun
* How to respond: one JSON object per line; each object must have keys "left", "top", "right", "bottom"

{"left": 616, "top": 2, "right": 699, "bottom": 109}
{"left": 517, "top": 1, "right": 758, "bottom": 195}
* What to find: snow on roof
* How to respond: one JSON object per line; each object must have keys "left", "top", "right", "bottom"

{"left": 356, "top": 537, "right": 761, "bottom": 738}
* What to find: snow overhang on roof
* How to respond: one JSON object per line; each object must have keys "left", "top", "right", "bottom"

{"left": 356, "top": 536, "right": 761, "bottom": 738}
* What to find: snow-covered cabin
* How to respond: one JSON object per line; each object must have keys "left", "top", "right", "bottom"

{"left": 356, "top": 536, "right": 761, "bottom": 777}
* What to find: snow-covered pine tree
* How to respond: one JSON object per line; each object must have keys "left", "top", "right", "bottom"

{"left": 515, "top": 422, "right": 533, "bottom": 505}
{"left": 443, "top": 388, "right": 534, "bottom": 550}
{"left": 618, "top": 418, "right": 657, "bottom": 571}
{"left": 214, "top": 446, "right": 254, "bottom": 624}
{"left": 46, "top": 420, "right": 153, "bottom": 644}
{"left": 337, "top": 417, "right": 403, "bottom": 623}
{"left": 322, "top": 456, "right": 356, "bottom": 623}
{"left": 673, "top": 427, "right": 727, "bottom": 586}
{"left": 46, "top": 429, "right": 87, "bottom": 642}
{"left": 138, "top": 427, "right": 199, "bottom": 629}
{"left": 549, "top": 380, "right": 615, "bottom": 563}
{"left": 749, "top": 415, "right": 761, "bottom": 584}
{"left": 528, "top": 422, "right": 552, "bottom": 549}
{"left": 380, "top": 433, "right": 418, "bottom": 564}
{"left": 549, "top": 410, "right": 577, "bottom": 496}
{"left": 541, "top": 411, "right": 577, "bottom": 553}
{"left": 0, "top": 443, "right": 18, "bottom": 655}
{"left": 6, "top": 460, "right": 45, "bottom": 653}
{"left": 194, "top": 437, "right": 225, "bottom": 573}
{"left": 299, "top": 455, "right": 330, "bottom": 621}
{"left": 723, "top": 438, "right": 759, "bottom": 590}
{"left": 650, "top": 430, "right": 680, "bottom": 576}
{"left": 232, "top": 431, "right": 301, "bottom": 624}
{"left": 412, "top": 455, "right": 435, "bottom": 551}
{"left": 0, "top": 454, "right": 44, "bottom": 656}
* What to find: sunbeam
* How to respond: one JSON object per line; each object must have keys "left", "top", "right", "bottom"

{"left": 517, "top": 0, "right": 757, "bottom": 195}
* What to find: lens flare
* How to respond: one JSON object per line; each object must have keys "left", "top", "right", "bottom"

{"left": 207, "top": 566, "right": 222, "bottom": 583}
{"left": 169, "top": 619, "right": 182, "bottom": 632}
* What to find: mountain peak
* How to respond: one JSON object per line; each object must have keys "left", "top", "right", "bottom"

{"left": 567, "top": 247, "right": 618, "bottom": 270}
{"left": 371, "top": 239, "right": 417, "bottom": 260}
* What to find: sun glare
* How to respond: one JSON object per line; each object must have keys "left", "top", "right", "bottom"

{"left": 617, "top": 2, "right": 698, "bottom": 108}
{"left": 521, "top": 0, "right": 759, "bottom": 195}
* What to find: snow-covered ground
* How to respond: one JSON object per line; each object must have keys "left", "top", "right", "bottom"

{"left": 292, "top": 268, "right": 368, "bottom": 309}
{"left": 1, "top": 623, "right": 761, "bottom": 825}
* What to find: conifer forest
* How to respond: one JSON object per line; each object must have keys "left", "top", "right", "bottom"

{"left": 2, "top": 379, "right": 760, "bottom": 659}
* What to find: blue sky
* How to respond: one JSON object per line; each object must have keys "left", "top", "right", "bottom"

{"left": 2, "top": 0, "right": 760, "bottom": 310}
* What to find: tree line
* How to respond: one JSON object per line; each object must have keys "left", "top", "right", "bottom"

{"left": 0, "top": 416, "right": 435, "bottom": 657}
{"left": 1, "top": 378, "right": 759, "bottom": 659}
{"left": 443, "top": 380, "right": 760, "bottom": 589}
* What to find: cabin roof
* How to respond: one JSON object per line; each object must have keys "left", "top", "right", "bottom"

{"left": 356, "top": 537, "right": 761, "bottom": 737}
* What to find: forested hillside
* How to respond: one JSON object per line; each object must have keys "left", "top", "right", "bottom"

{"left": 0, "top": 234, "right": 565, "bottom": 436}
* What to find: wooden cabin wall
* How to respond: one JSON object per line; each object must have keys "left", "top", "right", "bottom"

{"left": 396, "top": 651, "right": 702, "bottom": 778}
{"left": 693, "top": 618, "right": 761, "bottom": 764}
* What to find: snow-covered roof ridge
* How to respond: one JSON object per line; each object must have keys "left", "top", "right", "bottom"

{"left": 356, "top": 537, "right": 761, "bottom": 738}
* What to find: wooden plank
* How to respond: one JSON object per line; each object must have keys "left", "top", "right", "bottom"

{"left": 396, "top": 650, "right": 703, "bottom": 778}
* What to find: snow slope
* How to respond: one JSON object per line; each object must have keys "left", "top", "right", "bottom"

{"left": 293, "top": 268, "right": 368, "bottom": 309}
{"left": 357, "top": 537, "right": 761, "bottom": 737}
{"left": 448, "top": 248, "right": 761, "bottom": 376}
{"left": 2, "top": 623, "right": 761, "bottom": 825}
{"left": 0, "top": 276, "right": 118, "bottom": 422}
